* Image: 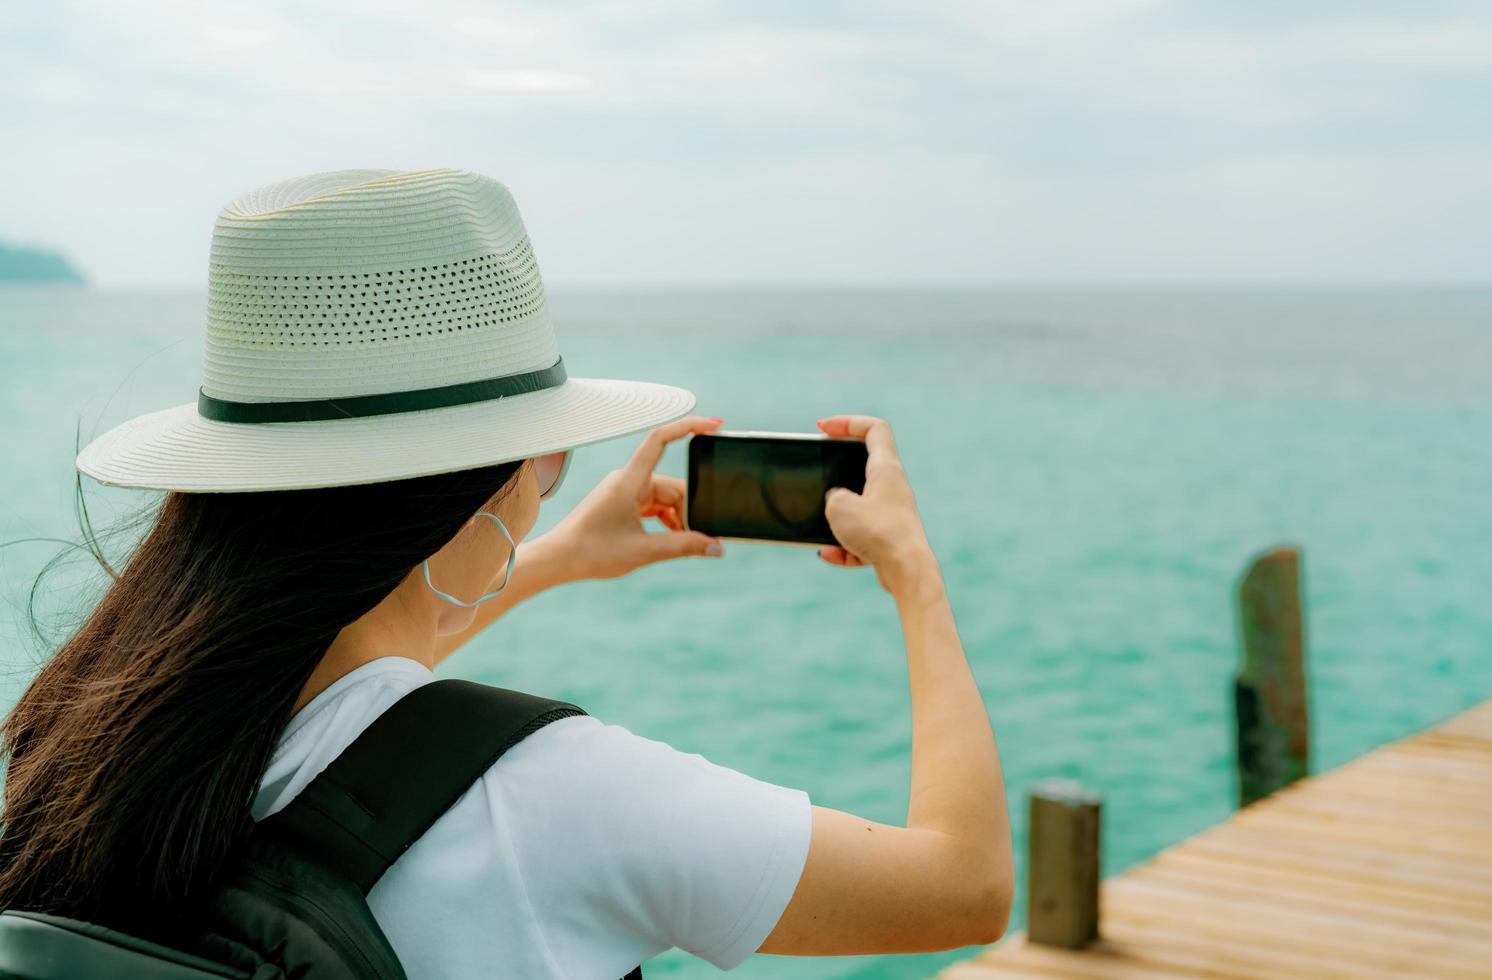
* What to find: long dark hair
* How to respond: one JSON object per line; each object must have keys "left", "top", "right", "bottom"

{"left": 0, "top": 460, "right": 524, "bottom": 930}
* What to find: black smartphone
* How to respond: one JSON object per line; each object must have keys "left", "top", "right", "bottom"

{"left": 686, "top": 431, "right": 868, "bottom": 546}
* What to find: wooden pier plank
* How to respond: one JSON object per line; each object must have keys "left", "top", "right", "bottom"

{"left": 939, "top": 698, "right": 1492, "bottom": 979}
{"left": 1152, "top": 848, "right": 1492, "bottom": 921}
{"left": 1096, "top": 908, "right": 1442, "bottom": 980}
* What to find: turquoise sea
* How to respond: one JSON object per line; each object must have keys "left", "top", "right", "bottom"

{"left": 2, "top": 286, "right": 1491, "bottom": 979}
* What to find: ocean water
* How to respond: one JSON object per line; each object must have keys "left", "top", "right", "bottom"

{"left": 2, "top": 285, "right": 1491, "bottom": 979}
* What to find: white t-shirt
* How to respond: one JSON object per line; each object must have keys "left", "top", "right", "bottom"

{"left": 251, "top": 657, "right": 812, "bottom": 979}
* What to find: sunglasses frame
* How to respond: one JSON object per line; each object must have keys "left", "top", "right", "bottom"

{"left": 536, "top": 450, "right": 572, "bottom": 501}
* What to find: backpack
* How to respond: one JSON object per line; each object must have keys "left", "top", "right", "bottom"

{"left": 0, "top": 679, "right": 643, "bottom": 980}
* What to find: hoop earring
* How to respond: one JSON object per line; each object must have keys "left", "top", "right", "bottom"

{"left": 421, "top": 511, "right": 516, "bottom": 608}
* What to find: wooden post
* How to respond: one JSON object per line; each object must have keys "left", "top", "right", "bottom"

{"left": 1235, "top": 546, "right": 1310, "bottom": 808}
{"left": 1026, "top": 780, "right": 1101, "bottom": 949}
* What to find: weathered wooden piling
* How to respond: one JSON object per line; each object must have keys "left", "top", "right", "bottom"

{"left": 1026, "top": 780, "right": 1102, "bottom": 949}
{"left": 1234, "top": 545, "right": 1310, "bottom": 807}
{"left": 942, "top": 697, "right": 1492, "bottom": 979}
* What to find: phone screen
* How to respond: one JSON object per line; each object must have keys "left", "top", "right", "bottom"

{"left": 687, "top": 433, "right": 868, "bottom": 545}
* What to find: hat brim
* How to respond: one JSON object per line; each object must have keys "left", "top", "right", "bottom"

{"left": 76, "top": 378, "right": 696, "bottom": 492}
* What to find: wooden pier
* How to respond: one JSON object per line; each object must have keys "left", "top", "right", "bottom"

{"left": 941, "top": 696, "right": 1492, "bottom": 979}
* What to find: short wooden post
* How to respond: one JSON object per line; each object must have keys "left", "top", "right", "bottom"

{"left": 1026, "top": 780, "right": 1101, "bottom": 948}
{"left": 1234, "top": 546, "right": 1310, "bottom": 808}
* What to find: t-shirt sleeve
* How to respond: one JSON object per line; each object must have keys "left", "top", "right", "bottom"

{"left": 496, "top": 715, "right": 812, "bottom": 971}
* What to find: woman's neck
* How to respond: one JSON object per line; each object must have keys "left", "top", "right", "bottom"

{"left": 293, "top": 584, "right": 437, "bottom": 713}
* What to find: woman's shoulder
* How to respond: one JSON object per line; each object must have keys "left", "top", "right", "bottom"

{"left": 482, "top": 712, "right": 812, "bottom": 972}
{"left": 256, "top": 657, "right": 436, "bottom": 819}
{"left": 485, "top": 710, "right": 810, "bottom": 862}
{"left": 491, "top": 712, "right": 710, "bottom": 793}
{"left": 493, "top": 711, "right": 793, "bottom": 799}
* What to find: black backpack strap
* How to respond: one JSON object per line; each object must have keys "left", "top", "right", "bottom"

{"left": 257, "top": 678, "right": 584, "bottom": 895}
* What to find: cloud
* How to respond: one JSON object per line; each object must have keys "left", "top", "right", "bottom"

{"left": 937, "top": 0, "right": 1165, "bottom": 44}
{"left": 463, "top": 69, "right": 593, "bottom": 93}
{"left": 2, "top": 0, "right": 1490, "bottom": 286}
{"left": 451, "top": 16, "right": 542, "bottom": 45}
{"left": 203, "top": 25, "right": 271, "bottom": 48}
{"left": 48, "top": 0, "right": 890, "bottom": 121}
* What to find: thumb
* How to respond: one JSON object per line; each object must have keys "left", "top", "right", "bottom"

{"left": 648, "top": 530, "right": 725, "bottom": 562}
{"left": 825, "top": 485, "right": 862, "bottom": 519}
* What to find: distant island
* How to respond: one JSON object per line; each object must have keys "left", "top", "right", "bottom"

{"left": 0, "top": 242, "right": 86, "bottom": 284}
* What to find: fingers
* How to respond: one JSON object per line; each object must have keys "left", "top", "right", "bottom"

{"left": 818, "top": 545, "right": 866, "bottom": 567}
{"left": 647, "top": 530, "right": 724, "bottom": 562}
{"left": 624, "top": 415, "right": 723, "bottom": 482}
{"left": 639, "top": 474, "right": 687, "bottom": 529}
{"left": 649, "top": 473, "right": 686, "bottom": 510}
{"left": 824, "top": 485, "right": 860, "bottom": 519}
{"left": 820, "top": 487, "right": 865, "bottom": 567}
{"left": 815, "top": 414, "right": 899, "bottom": 462}
{"left": 641, "top": 503, "right": 684, "bottom": 531}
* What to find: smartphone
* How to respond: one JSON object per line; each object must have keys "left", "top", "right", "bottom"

{"left": 686, "top": 431, "right": 868, "bottom": 546}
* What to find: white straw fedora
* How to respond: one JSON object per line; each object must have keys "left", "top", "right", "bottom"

{"left": 76, "top": 168, "right": 695, "bottom": 493}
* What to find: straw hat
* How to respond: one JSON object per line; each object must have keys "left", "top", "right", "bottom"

{"left": 76, "top": 168, "right": 695, "bottom": 493}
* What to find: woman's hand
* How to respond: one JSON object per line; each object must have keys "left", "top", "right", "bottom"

{"left": 543, "top": 415, "right": 726, "bottom": 582}
{"left": 815, "top": 415, "right": 938, "bottom": 596}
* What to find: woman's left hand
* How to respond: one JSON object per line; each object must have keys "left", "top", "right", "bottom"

{"left": 542, "top": 415, "right": 726, "bottom": 582}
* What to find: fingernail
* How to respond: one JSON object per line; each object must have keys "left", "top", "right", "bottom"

{"left": 705, "top": 539, "right": 724, "bottom": 557}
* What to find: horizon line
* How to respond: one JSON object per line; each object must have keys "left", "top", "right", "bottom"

{"left": 6, "top": 279, "right": 1492, "bottom": 294}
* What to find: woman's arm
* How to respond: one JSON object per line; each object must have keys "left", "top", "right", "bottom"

{"left": 434, "top": 417, "right": 726, "bottom": 665}
{"left": 760, "top": 415, "right": 1013, "bottom": 954}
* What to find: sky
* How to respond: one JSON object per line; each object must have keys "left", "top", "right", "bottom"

{"left": 3, "top": 0, "right": 1491, "bottom": 289}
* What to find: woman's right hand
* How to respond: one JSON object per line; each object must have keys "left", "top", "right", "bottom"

{"left": 815, "top": 415, "right": 939, "bottom": 597}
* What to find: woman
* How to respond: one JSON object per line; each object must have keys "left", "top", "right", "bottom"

{"left": 0, "top": 169, "right": 1012, "bottom": 976}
